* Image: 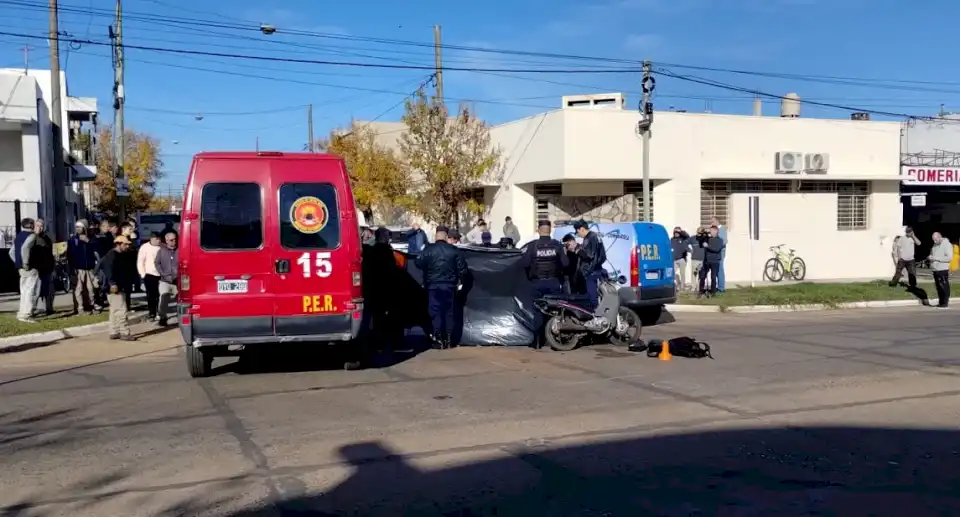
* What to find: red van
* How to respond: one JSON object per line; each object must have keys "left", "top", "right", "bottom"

{"left": 177, "top": 152, "right": 364, "bottom": 377}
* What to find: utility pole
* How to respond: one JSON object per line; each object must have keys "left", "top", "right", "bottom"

{"left": 111, "top": 0, "right": 126, "bottom": 220}
{"left": 433, "top": 25, "right": 443, "bottom": 107}
{"left": 638, "top": 61, "right": 655, "bottom": 222}
{"left": 48, "top": 0, "right": 67, "bottom": 239}
{"left": 19, "top": 45, "right": 33, "bottom": 73}
{"left": 307, "top": 104, "right": 314, "bottom": 152}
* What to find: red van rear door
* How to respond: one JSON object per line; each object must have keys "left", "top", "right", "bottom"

{"left": 187, "top": 159, "right": 275, "bottom": 338}
{"left": 270, "top": 159, "right": 357, "bottom": 339}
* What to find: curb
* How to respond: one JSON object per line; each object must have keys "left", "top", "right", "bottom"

{"left": 0, "top": 311, "right": 150, "bottom": 353}
{"left": 668, "top": 297, "right": 960, "bottom": 314}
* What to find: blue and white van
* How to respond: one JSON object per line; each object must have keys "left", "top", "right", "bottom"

{"left": 552, "top": 222, "right": 677, "bottom": 321}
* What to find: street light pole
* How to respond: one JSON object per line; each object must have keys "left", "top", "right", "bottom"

{"left": 639, "top": 61, "right": 655, "bottom": 222}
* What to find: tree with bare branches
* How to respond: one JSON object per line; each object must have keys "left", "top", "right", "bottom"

{"left": 400, "top": 90, "right": 502, "bottom": 225}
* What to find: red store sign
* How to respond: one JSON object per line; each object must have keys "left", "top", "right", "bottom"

{"left": 900, "top": 166, "right": 960, "bottom": 185}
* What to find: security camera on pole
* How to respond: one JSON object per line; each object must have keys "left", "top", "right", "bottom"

{"left": 638, "top": 61, "right": 655, "bottom": 222}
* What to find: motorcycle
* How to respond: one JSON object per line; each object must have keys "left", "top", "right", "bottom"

{"left": 533, "top": 279, "right": 643, "bottom": 352}
{"left": 54, "top": 255, "right": 72, "bottom": 294}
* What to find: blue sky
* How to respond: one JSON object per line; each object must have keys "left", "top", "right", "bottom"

{"left": 1, "top": 0, "right": 958, "bottom": 190}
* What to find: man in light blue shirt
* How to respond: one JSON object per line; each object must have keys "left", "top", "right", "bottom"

{"left": 712, "top": 217, "right": 727, "bottom": 292}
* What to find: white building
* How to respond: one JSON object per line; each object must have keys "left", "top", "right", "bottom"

{"left": 362, "top": 93, "right": 902, "bottom": 283}
{"left": 0, "top": 69, "right": 98, "bottom": 240}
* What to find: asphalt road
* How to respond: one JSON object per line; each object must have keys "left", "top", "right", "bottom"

{"left": 1, "top": 307, "right": 959, "bottom": 516}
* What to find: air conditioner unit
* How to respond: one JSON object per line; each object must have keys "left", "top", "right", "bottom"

{"left": 775, "top": 152, "right": 803, "bottom": 173}
{"left": 804, "top": 153, "right": 830, "bottom": 173}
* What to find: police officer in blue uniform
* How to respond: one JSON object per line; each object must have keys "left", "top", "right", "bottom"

{"left": 522, "top": 220, "right": 569, "bottom": 299}
{"left": 415, "top": 226, "right": 469, "bottom": 349}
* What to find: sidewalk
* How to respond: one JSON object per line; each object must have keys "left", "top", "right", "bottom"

{"left": 0, "top": 291, "right": 147, "bottom": 314}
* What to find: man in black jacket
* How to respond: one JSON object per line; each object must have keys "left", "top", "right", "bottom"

{"left": 697, "top": 225, "right": 724, "bottom": 298}
{"left": 99, "top": 235, "right": 137, "bottom": 341}
{"left": 31, "top": 219, "right": 56, "bottom": 316}
{"left": 573, "top": 220, "right": 606, "bottom": 311}
{"left": 562, "top": 233, "right": 586, "bottom": 294}
{"left": 415, "top": 226, "right": 469, "bottom": 349}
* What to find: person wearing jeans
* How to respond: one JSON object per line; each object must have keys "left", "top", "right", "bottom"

{"left": 929, "top": 232, "right": 954, "bottom": 309}
{"left": 698, "top": 225, "right": 724, "bottom": 298}
{"left": 155, "top": 230, "right": 179, "bottom": 326}
{"left": 137, "top": 232, "right": 162, "bottom": 320}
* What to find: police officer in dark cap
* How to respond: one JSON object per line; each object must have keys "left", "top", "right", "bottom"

{"left": 522, "top": 220, "right": 568, "bottom": 300}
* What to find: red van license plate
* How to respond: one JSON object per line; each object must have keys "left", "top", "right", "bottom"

{"left": 217, "top": 280, "right": 249, "bottom": 294}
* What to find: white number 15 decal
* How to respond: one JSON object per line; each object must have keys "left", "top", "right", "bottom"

{"left": 296, "top": 252, "right": 333, "bottom": 278}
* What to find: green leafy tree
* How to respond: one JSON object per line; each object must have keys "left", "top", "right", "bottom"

{"left": 400, "top": 90, "right": 502, "bottom": 225}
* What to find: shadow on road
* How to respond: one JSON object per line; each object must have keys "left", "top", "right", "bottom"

{"left": 211, "top": 336, "right": 435, "bottom": 377}
{"left": 214, "top": 426, "right": 960, "bottom": 516}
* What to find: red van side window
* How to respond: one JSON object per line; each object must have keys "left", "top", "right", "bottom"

{"left": 200, "top": 182, "right": 264, "bottom": 250}
{"left": 279, "top": 183, "right": 341, "bottom": 250}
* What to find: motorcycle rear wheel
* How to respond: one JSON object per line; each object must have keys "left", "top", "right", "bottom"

{"left": 544, "top": 315, "right": 584, "bottom": 352}
{"left": 608, "top": 307, "right": 642, "bottom": 348}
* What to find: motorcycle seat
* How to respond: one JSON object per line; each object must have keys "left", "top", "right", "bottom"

{"left": 539, "top": 293, "right": 592, "bottom": 306}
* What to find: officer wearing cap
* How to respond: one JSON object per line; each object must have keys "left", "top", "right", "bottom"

{"left": 572, "top": 219, "right": 606, "bottom": 312}
{"left": 521, "top": 220, "right": 568, "bottom": 299}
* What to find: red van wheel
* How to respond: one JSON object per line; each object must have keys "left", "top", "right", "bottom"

{"left": 186, "top": 346, "right": 213, "bottom": 378}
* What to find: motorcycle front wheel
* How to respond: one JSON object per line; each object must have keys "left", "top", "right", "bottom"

{"left": 608, "top": 307, "right": 642, "bottom": 348}
{"left": 543, "top": 315, "right": 585, "bottom": 352}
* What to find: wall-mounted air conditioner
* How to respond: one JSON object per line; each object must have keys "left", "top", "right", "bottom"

{"left": 804, "top": 153, "right": 829, "bottom": 173}
{"left": 775, "top": 152, "right": 803, "bottom": 173}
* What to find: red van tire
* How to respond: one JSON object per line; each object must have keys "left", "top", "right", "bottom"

{"left": 186, "top": 346, "right": 213, "bottom": 378}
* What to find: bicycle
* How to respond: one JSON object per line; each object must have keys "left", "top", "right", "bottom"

{"left": 763, "top": 244, "right": 807, "bottom": 282}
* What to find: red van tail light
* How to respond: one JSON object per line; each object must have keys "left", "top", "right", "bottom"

{"left": 180, "top": 274, "right": 190, "bottom": 291}
{"left": 630, "top": 245, "right": 639, "bottom": 287}
{"left": 352, "top": 271, "right": 361, "bottom": 287}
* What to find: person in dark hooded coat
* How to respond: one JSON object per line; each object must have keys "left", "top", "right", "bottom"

{"left": 364, "top": 228, "right": 404, "bottom": 348}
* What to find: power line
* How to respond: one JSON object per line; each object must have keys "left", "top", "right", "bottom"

{"left": 655, "top": 67, "right": 945, "bottom": 122}
{"left": 0, "top": 30, "right": 639, "bottom": 73}
{"left": 43, "top": 46, "right": 559, "bottom": 111}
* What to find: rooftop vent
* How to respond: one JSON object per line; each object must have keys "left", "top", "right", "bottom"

{"left": 562, "top": 93, "right": 626, "bottom": 110}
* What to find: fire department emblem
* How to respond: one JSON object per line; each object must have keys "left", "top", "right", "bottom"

{"left": 289, "top": 196, "right": 328, "bottom": 234}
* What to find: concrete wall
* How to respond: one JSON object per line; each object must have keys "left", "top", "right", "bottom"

{"left": 482, "top": 105, "right": 903, "bottom": 282}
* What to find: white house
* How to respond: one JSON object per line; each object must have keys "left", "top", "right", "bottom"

{"left": 360, "top": 93, "right": 902, "bottom": 283}
{"left": 0, "top": 69, "right": 98, "bottom": 240}
{"left": 479, "top": 93, "right": 902, "bottom": 284}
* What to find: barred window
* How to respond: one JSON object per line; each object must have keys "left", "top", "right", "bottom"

{"left": 700, "top": 181, "right": 729, "bottom": 228}
{"left": 837, "top": 182, "right": 870, "bottom": 231}
{"left": 534, "top": 183, "right": 561, "bottom": 223}
{"left": 624, "top": 181, "right": 654, "bottom": 221}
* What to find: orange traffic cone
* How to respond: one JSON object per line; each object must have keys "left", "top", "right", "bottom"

{"left": 658, "top": 339, "right": 672, "bottom": 361}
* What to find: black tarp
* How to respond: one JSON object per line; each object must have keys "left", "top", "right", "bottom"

{"left": 393, "top": 246, "right": 537, "bottom": 346}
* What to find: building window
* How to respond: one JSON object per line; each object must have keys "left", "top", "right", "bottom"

{"left": 624, "top": 181, "right": 654, "bottom": 221}
{"left": 533, "top": 183, "right": 561, "bottom": 223}
{"left": 700, "top": 180, "right": 794, "bottom": 228}
{"left": 798, "top": 181, "right": 870, "bottom": 230}
{"left": 837, "top": 182, "right": 870, "bottom": 231}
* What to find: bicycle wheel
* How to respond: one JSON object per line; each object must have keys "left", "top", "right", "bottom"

{"left": 790, "top": 257, "right": 807, "bottom": 281}
{"left": 763, "top": 258, "right": 785, "bottom": 282}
